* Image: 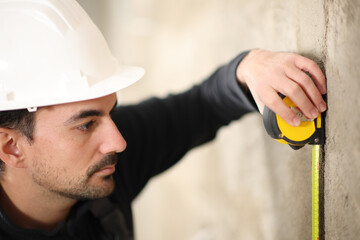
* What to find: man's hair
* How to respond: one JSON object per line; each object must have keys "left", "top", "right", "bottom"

{"left": 0, "top": 109, "right": 36, "bottom": 175}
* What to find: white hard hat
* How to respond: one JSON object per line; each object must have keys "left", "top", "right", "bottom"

{"left": 0, "top": 0, "right": 144, "bottom": 112}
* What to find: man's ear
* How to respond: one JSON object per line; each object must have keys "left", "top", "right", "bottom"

{"left": 0, "top": 129, "right": 26, "bottom": 168}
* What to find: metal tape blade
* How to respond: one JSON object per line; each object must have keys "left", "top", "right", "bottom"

{"left": 312, "top": 145, "right": 320, "bottom": 240}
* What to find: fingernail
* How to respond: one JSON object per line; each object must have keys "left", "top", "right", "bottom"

{"left": 322, "top": 86, "right": 327, "bottom": 94}
{"left": 311, "top": 109, "right": 319, "bottom": 119}
{"left": 293, "top": 117, "right": 301, "bottom": 127}
{"left": 319, "top": 102, "right": 327, "bottom": 112}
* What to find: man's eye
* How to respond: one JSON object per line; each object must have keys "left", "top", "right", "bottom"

{"left": 78, "top": 120, "right": 96, "bottom": 131}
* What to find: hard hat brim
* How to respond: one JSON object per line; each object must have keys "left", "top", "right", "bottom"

{"left": 0, "top": 65, "right": 145, "bottom": 111}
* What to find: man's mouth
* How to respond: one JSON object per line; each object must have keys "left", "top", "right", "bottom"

{"left": 87, "top": 154, "right": 118, "bottom": 177}
{"left": 95, "top": 163, "right": 117, "bottom": 175}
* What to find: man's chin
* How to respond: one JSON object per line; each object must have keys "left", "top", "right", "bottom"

{"left": 87, "top": 176, "right": 115, "bottom": 198}
{"left": 66, "top": 176, "right": 116, "bottom": 200}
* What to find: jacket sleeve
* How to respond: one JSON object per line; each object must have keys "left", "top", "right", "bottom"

{"left": 111, "top": 51, "right": 257, "bottom": 201}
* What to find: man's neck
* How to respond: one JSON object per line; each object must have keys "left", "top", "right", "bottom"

{"left": 0, "top": 171, "right": 77, "bottom": 231}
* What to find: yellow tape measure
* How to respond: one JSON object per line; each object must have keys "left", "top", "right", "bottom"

{"left": 263, "top": 95, "right": 325, "bottom": 149}
{"left": 262, "top": 94, "right": 325, "bottom": 240}
{"left": 312, "top": 145, "right": 320, "bottom": 240}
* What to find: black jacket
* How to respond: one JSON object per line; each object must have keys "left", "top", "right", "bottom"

{"left": 0, "top": 52, "right": 256, "bottom": 240}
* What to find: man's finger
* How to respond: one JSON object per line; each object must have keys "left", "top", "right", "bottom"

{"left": 294, "top": 56, "right": 327, "bottom": 94}
{"left": 262, "top": 90, "right": 301, "bottom": 127}
{"left": 278, "top": 77, "right": 319, "bottom": 119}
{"left": 285, "top": 66, "right": 327, "bottom": 113}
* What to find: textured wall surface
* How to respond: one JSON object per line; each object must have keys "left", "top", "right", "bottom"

{"left": 78, "top": 0, "right": 360, "bottom": 239}
{"left": 323, "top": 0, "right": 360, "bottom": 239}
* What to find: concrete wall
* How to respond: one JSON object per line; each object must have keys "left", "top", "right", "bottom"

{"left": 78, "top": 0, "right": 360, "bottom": 239}
{"left": 324, "top": 1, "right": 360, "bottom": 239}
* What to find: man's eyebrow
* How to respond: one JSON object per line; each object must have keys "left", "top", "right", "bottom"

{"left": 65, "top": 100, "right": 118, "bottom": 125}
{"left": 65, "top": 109, "right": 104, "bottom": 125}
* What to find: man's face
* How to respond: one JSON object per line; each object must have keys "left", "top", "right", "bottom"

{"left": 22, "top": 93, "right": 126, "bottom": 200}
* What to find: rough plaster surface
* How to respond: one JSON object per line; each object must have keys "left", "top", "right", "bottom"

{"left": 324, "top": 0, "right": 360, "bottom": 239}
{"left": 78, "top": 0, "right": 360, "bottom": 239}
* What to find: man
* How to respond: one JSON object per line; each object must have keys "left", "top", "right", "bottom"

{"left": 0, "top": 0, "right": 326, "bottom": 239}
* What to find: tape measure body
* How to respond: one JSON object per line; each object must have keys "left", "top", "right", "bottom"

{"left": 263, "top": 96, "right": 325, "bottom": 149}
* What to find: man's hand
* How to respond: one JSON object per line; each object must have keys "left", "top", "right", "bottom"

{"left": 236, "top": 49, "right": 327, "bottom": 127}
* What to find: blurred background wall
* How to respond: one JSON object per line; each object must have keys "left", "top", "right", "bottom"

{"left": 77, "top": 0, "right": 360, "bottom": 239}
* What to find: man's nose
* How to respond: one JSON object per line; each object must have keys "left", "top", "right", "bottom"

{"left": 99, "top": 118, "right": 127, "bottom": 154}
